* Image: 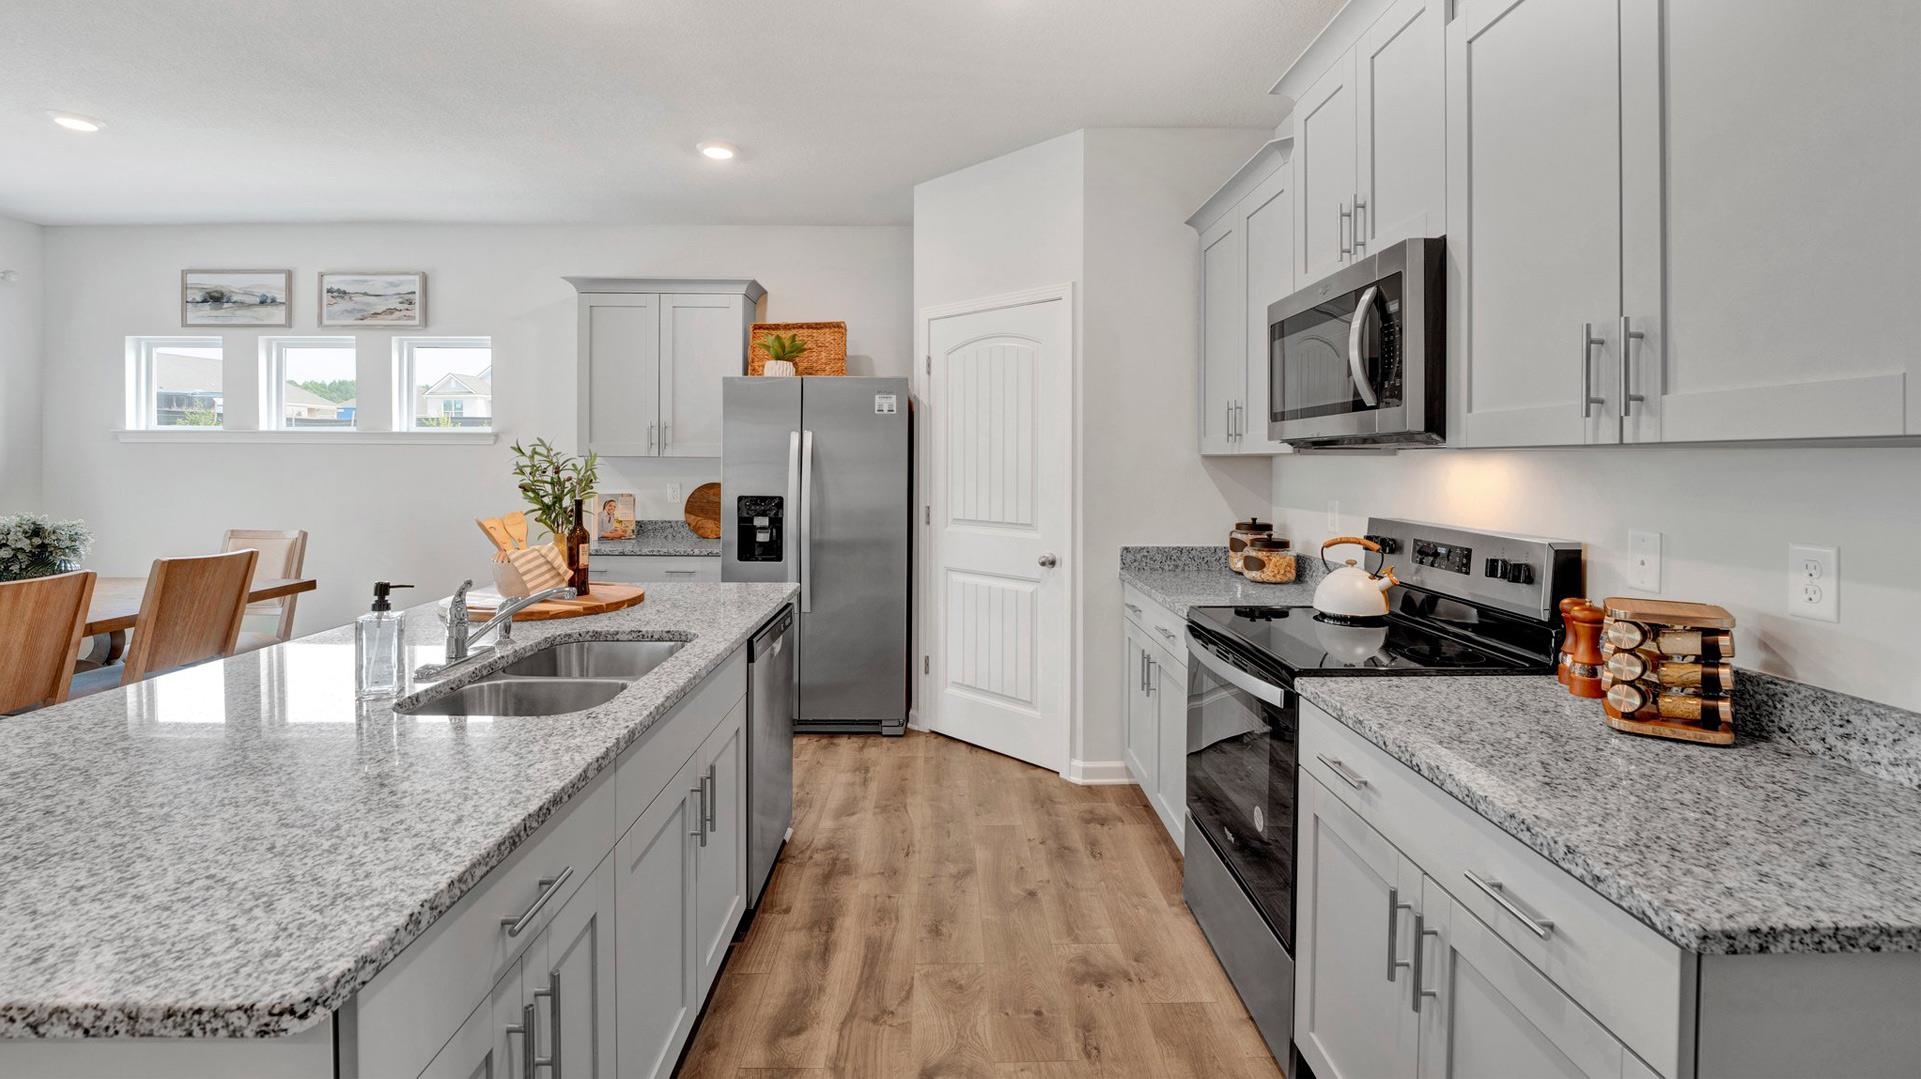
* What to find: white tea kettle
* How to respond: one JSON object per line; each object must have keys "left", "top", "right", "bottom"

{"left": 1313, "top": 536, "right": 1399, "bottom": 622}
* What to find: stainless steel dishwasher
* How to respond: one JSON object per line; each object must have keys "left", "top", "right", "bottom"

{"left": 746, "top": 605, "right": 795, "bottom": 908}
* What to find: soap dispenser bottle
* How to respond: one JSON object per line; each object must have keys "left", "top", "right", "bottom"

{"left": 355, "top": 581, "right": 414, "bottom": 700}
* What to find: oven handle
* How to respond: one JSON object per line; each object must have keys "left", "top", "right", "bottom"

{"left": 1185, "top": 630, "right": 1288, "bottom": 707}
{"left": 1347, "top": 284, "right": 1381, "bottom": 407}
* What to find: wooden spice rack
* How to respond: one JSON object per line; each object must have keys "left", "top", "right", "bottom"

{"left": 1598, "top": 597, "right": 1736, "bottom": 746}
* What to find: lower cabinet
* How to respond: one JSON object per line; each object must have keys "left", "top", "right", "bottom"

{"left": 615, "top": 754, "right": 702, "bottom": 1079}
{"left": 693, "top": 699, "right": 748, "bottom": 999}
{"left": 1120, "top": 588, "right": 1188, "bottom": 850}
{"left": 1297, "top": 774, "right": 1651, "bottom": 1079}
{"left": 355, "top": 648, "right": 752, "bottom": 1079}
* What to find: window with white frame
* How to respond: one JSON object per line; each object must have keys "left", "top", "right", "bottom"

{"left": 128, "top": 337, "right": 224, "bottom": 429}
{"left": 396, "top": 338, "right": 493, "bottom": 430}
{"left": 263, "top": 338, "right": 357, "bottom": 430}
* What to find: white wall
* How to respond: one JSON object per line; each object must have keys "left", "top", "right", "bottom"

{"left": 913, "top": 128, "right": 1273, "bottom": 777}
{"left": 1271, "top": 446, "right": 1921, "bottom": 712}
{"left": 1079, "top": 128, "right": 1273, "bottom": 770}
{"left": 0, "top": 215, "right": 44, "bottom": 509}
{"left": 39, "top": 223, "right": 912, "bottom": 632}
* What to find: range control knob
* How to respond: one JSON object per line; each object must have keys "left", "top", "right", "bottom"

{"left": 1503, "top": 561, "right": 1535, "bottom": 585}
{"left": 1365, "top": 534, "right": 1401, "bottom": 555}
{"left": 1484, "top": 557, "right": 1510, "bottom": 579}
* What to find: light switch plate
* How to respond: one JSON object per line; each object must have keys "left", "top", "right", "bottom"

{"left": 1326, "top": 500, "right": 1341, "bottom": 531}
{"left": 1789, "top": 543, "right": 1839, "bottom": 622}
{"left": 1627, "top": 530, "right": 1662, "bottom": 592}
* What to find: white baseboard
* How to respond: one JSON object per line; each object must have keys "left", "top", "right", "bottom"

{"left": 1063, "top": 759, "right": 1133, "bottom": 785}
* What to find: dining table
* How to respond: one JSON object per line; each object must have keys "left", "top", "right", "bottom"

{"left": 83, "top": 576, "right": 318, "bottom": 662}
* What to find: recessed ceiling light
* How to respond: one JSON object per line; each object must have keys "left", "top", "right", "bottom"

{"left": 697, "top": 140, "right": 738, "bottom": 161}
{"left": 48, "top": 112, "right": 104, "bottom": 133}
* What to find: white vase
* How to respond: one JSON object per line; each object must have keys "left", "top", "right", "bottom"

{"left": 763, "top": 359, "right": 796, "bottom": 377}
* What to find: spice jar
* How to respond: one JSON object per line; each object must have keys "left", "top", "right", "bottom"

{"left": 1228, "top": 518, "right": 1274, "bottom": 573}
{"left": 1239, "top": 537, "right": 1297, "bottom": 584}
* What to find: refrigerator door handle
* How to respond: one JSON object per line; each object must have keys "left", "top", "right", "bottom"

{"left": 785, "top": 430, "right": 802, "bottom": 586}
{"left": 799, "top": 429, "right": 815, "bottom": 614}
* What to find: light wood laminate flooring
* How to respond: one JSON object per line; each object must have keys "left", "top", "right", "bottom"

{"left": 678, "top": 731, "right": 1285, "bottom": 1078}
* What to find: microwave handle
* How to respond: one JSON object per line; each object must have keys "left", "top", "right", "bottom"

{"left": 1347, "top": 284, "right": 1381, "bottom": 407}
{"left": 1185, "top": 630, "right": 1288, "bottom": 707}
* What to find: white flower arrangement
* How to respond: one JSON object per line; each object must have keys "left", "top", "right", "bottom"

{"left": 0, "top": 514, "right": 92, "bottom": 581}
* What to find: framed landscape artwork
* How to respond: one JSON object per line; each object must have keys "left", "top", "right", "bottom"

{"left": 181, "top": 270, "right": 292, "bottom": 327}
{"left": 319, "top": 271, "right": 427, "bottom": 327}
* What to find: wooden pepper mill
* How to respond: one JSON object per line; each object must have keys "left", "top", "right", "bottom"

{"left": 1557, "top": 596, "right": 1585, "bottom": 687}
{"left": 1565, "top": 603, "right": 1607, "bottom": 699}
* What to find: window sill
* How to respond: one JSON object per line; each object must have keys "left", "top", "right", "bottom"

{"left": 114, "top": 429, "right": 498, "bottom": 445}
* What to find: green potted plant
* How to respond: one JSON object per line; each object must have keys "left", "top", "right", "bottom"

{"left": 757, "top": 332, "right": 809, "bottom": 376}
{"left": 510, "top": 438, "right": 600, "bottom": 552}
{"left": 0, "top": 514, "right": 93, "bottom": 582}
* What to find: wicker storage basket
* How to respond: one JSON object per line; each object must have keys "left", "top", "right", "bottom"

{"left": 749, "top": 321, "right": 847, "bottom": 376}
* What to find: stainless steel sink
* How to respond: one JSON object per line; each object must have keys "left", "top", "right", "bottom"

{"left": 398, "top": 678, "right": 628, "bottom": 717}
{"left": 496, "top": 639, "right": 686, "bottom": 680}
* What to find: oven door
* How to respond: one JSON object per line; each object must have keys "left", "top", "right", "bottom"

{"left": 1184, "top": 627, "right": 1299, "bottom": 951}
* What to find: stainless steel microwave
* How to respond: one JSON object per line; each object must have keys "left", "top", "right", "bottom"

{"left": 1266, "top": 235, "right": 1444, "bottom": 447}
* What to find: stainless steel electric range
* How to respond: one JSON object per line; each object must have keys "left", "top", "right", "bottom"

{"left": 1180, "top": 518, "right": 1583, "bottom": 1070}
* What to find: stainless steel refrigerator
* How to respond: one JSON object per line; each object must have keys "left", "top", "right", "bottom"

{"left": 722, "top": 376, "right": 910, "bottom": 734}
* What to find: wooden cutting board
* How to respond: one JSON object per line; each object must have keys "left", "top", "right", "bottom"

{"left": 465, "top": 583, "right": 646, "bottom": 621}
{"left": 684, "top": 482, "right": 722, "bottom": 539}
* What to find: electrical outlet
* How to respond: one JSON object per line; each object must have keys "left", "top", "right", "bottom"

{"left": 1789, "top": 543, "right": 1838, "bottom": 622}
{"left": 666, "top": 482, "right": 683, "bottom": 505}
{"left": 1326, "top": 500, "right": 1341, "bottom": 531}
{"left": 1627, "top": 530, "right": 1662, "bottom": 592}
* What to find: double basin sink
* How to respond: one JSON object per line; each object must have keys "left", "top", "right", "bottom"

{"left": 399, "top": 639, "right": 685, "bottom": 717}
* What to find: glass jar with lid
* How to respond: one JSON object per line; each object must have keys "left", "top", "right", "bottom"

{"left": 1228, "top": 517, "right": 1274, "bottom": 573}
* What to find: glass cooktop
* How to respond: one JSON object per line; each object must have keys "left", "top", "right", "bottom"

{"left": 1189, "top": 604, "right": 1542, "bottom": 676}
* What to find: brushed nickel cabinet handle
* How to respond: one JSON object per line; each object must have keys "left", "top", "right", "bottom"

{"left": 501, "top": 866, "right": 575, "bottom": 938}
{"left": 1464, "top": 870, "right": 1555, "bottom": 938}
{"left": 530, "top": 980, "right": 559, "bottom": 1076}
{"left": 1353, "top": 196, "right": 1368, "bottom": 252}
{"left": 1620, "top": 316, "right": 1647, "bottom": 418}
{"left": 1316, "top": 754, "right": 1368, "bottom": 790}
{"left": 1581, "top": 323, "right": 1607, "bottom": 419}
{"left": 1339, "top": 202, "right": 1353, "bottom": 260}
{"left": 1386, "top": 886, "right": 1413, "bottom": 982}
{"left": 1410, "top": 913, "right": 1440, "bottom": 1013}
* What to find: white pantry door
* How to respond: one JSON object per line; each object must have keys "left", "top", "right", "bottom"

{"left": 926, "top": 296, "right": 1071, "bottom": 772}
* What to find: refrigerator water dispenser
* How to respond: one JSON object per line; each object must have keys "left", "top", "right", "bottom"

{"left": 736, "top": 495, "right": 784, "bottom": 562}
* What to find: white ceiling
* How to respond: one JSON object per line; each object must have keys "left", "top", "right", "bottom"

{"left": 0, "top": 0, "right": 1340, "bottom": 226}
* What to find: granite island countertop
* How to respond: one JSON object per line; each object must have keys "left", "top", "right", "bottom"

{"left": 0, "top": 581, "right": 796, "bottom": 1038}
{"left": 1297, "top": 674, "right": 1921, "bottom": 955}
{"left": 1119, "top": 544, "right": 1321, "bottom": 612}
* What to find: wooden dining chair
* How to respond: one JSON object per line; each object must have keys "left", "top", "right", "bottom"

{"left": 69, "top": 550, "right": 259, "bottom": 696}
{"left": 221, "top": 528, "right": 308, "bottom": 651}
{"left": 0, "top": 570, "right": 98, "bottom": 714}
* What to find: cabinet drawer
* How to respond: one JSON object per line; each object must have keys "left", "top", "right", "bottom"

{"left": 591, "top": 555, "right": 721, "bottom": 583}
{"left": 349, "top": 769, "right": 617, "bottom": 1079}
{"left": 1301, "top": 701, "right": 1687, "bottom": 1074}
{"left": 1121, "top": 583, "right": 1187, "bottom": 655}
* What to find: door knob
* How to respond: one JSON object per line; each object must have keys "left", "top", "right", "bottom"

{"left": 1038, "top": 553, "right": 1058, "bottom": 568}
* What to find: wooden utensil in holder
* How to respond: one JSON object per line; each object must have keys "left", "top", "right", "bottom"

{"left": 1597, "top": 597, "right": 1736, "bottom": 746}
{"left": 477, "top": 513, "right": 572, "bottom": 599}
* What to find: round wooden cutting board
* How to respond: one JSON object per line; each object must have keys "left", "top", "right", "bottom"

{"left": 684, "top": 482, "right": 722, "bottom": 539}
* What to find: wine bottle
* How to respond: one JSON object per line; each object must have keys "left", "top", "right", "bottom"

{"left": 567, "top": 498, "right": 591, "bottom": 595}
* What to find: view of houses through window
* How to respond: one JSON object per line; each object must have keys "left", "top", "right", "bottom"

{"left": 138, "top": 339, "right": 224, "bottom": 428}
{"left": 398, "top": 339, "right": 493, "bottom": 430}
{"left": 127, "top": 336, "right": 491, "bottom": 432}
{"left": 268, "top": 339, "right": 357, "bottom": 429}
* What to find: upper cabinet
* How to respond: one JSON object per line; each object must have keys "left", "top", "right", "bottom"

{"left": 1637, "top": 0, "right": 1919, "bottom": 443}
{"left": 1205, "top": 0, "right": 1916, "bottom": 452}
{"left": 1191, "top": 139, "right": 1296, "bottom": 457}
{"left": 1291, "top": 0, "right": 1446, "bottom": 285}
{"left": 1454, "top": 0, "right": 1920, "bottom": 446}
{"left": 1450, "top": 0, "right": 1628, "bottom": 447}
{"left": 569, "top": 277, "right": 766, "bottom": 458}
